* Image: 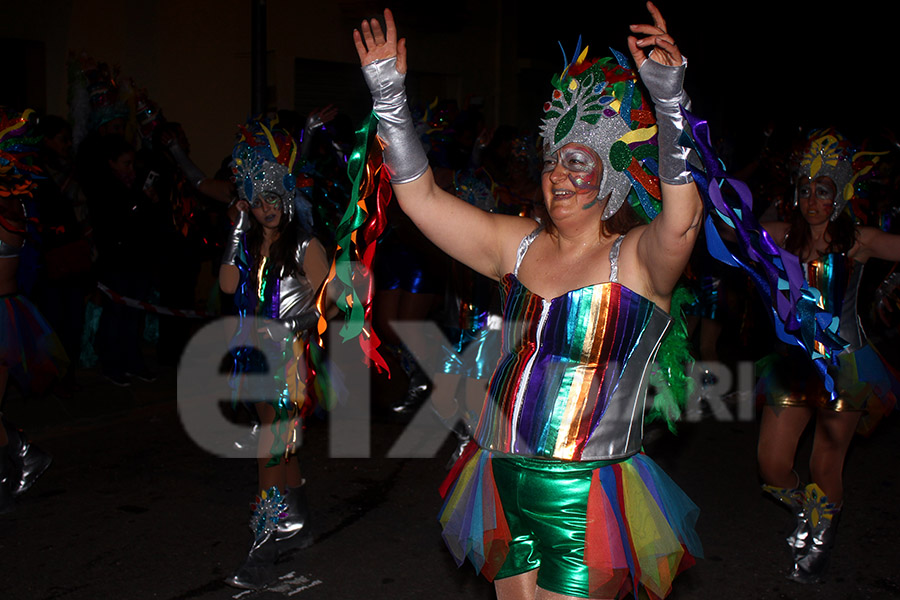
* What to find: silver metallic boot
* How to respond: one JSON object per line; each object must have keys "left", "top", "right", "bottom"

{"left": 276, "top": 483, "right": 313, "bottom": 550}
{"left": 225, "top": 487, "right": 288, "bottom": 590}
{"left": 3, "top": 418, "right": 52, "bottom": 496}
{"left": 789, "top": 483, "right": 840, "bottom": 584}
{"left": 762, "top": 476, "right": 809, "bottom": 562}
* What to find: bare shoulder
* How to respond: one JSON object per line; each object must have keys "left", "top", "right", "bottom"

{"left": 614, "top": 224, "right": 657, "bottom": 296}
{"left": 305, "top": 236, "right": 328, "bottom": 257}
{"left": 761, "top": 220, "right": 789, "bottom": 245}
{"left": 494, "top": 214, "right": 543, "bottom": 274}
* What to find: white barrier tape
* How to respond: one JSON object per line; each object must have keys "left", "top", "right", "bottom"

{"left": 97, "top": 282, "right": 216, "bottom": 319}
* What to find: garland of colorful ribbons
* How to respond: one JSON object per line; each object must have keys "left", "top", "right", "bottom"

{"left": 683, "top": 111, "right": 846, "bottom": 400}
{"left": 314, "top": 111, "right": 391, "bottom": 376}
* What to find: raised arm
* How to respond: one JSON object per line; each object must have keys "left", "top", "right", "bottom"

{"left": 854, "top": 226, "right": 900, "bottom": 263}
{"left": 628, "top": 2, "right": 703, "bottom": 299}
{"left": 353, "top": 9, "right": 530, "bottom": 279}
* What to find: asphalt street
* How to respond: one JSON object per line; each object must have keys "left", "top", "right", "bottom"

{"left": 2, "top": 355, "right": 899, "bottom": 600}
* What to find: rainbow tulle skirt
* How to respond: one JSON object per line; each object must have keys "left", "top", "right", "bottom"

{"left": 0, "top": 293, "right": 68, "bottom": 394}
{"left": 438, "top": 444, "right": 702, "bottom": 598}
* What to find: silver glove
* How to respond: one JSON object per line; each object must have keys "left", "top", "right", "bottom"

{"left": 168, "top": 141, "right": 207, "bottom": 189}
{"left": 639, "top": 57, "right": 693, "bottom": 185}
{"left": 361, "top": 57, "right": 428, "bottom": 184}
{"left": 222, "top": 210, "right": 251, "bottom": 267}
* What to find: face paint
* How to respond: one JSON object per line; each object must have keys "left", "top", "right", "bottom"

{"left": 543, "top": 145, "right": 602, "bottom": 192}
{"left": 797, "top": 176, "right": 836, "bottom": 220}
{"left": 798, "top": 177, "right": 836, "bottom": 201}
{"left": 250, "top": 192, "right": 284, "bottom": 210}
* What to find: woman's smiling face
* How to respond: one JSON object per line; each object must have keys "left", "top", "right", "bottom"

{"left": 541, "top": 143, "right": 604, "bottom": 222}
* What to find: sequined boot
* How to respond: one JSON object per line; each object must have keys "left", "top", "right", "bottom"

{"left": 2, "top": 418, "right": 52, "bottom": 496}
{"left": 789, "top": 483, "right": 840, "bottom": 584}
{"left": 762, "top": 476, "right": 809, "bottom": 562}
{"left": 225, "top": 487, "right": 288, "bottom": 590}
{"left": 276, "top": 483, "right": 313, "bottom": 550}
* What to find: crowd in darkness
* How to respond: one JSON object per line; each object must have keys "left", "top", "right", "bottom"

{"left": 5, "top": 56, "right": 900, "bottom": 418}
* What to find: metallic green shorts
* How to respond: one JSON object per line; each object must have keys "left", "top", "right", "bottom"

{"left": 492, "top": 455, "right": 618, "bottom": 596}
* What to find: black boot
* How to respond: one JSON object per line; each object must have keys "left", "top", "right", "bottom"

{"left": 3, "top": 418, "right": 52, "bottom": 496}
{"left": 276, "top": 483, "right": 313, "bottom": 550}
{"left": 389, "top": 344, "right": 432, "bottom": 414}
{"left": 789, "top": 483, "right": 840, "bottom": 584}
{"left": 0, "top": 450, "right": 15, "bottom": 514}
{"left": 225, "top": 487, "right": 288, "bottom": 590}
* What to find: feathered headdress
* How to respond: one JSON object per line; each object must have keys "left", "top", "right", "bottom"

{"left": 231, "top": 116, "right": 313, "bottom": 231}
{"left": 796, "top": 128, "right": 886, "bottom": 221}
{"left": 0, "top": 108, "right": 41, "bottom": 199}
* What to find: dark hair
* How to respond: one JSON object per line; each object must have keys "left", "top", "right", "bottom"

{"left": 37, "top": 114, "right": 71, "bottom": 139}
{"left": 245, "top": 208, "right": 304, "bottom": 291}
{"left": 98, "top": 134, "right": 135, "bottom": 164}
{"left": 601, "top": 200, "right": 644, "bottom": 237}
{"left": 784, "top": 207, "right": 857, "bottom": 258}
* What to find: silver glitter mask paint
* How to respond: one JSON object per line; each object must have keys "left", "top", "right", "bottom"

{"left": 543, "top": 144, "right": 603, "bottom": 205}
{"left": 539, "top": 45, "right": 659, "bottom": 220}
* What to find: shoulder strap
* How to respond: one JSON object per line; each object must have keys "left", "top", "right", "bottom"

{"left": 609, "top": 235, "right": 626, "bottom": 283}
{"left": 513, "top": 224, "right": 543, "bottom": 276}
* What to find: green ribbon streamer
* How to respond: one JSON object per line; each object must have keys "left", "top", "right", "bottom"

{"left": 332, "top": 111, "right": 378, "bottom": 342}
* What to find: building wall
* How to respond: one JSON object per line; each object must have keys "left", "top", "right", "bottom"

{"left": 1, "top": 0, "right": 514, "bottom": 176}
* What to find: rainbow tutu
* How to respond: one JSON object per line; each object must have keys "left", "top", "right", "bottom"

{"left": 438, "top": 445, "right": 701, "bottom": 598}
{"left": 0, "top": 293, "right": 68, "bottom": 394}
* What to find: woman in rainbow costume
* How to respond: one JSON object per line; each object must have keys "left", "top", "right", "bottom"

{"left": 353, "top": 4, "right": 702, "bottom": 598}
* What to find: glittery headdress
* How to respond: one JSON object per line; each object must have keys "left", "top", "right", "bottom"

{"left": 231, "top": 117, "right": 313, "bottom": 230}
{"left": 0, "top": 107, "right": 41, "bottom": 198}
{"left": 67, "top": 54, "right": 130, "bottom": 149}
{"left": 540, "top": 40, "right": 660, "bottom": 220}
{"left": 796, "top": 128, "right": 855, "bottom": 221}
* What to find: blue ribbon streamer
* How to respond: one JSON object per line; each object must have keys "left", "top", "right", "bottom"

{"left": 682, "top": 110, "right": 846, "bottom": 400}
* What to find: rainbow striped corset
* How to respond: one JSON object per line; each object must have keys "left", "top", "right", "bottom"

{"left": 474, "top": 274, "right": 671, "bottom": 461}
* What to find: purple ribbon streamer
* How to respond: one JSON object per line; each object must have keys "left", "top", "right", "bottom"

{"left": 682, "top": 110, "right": 845, "bottom": 400}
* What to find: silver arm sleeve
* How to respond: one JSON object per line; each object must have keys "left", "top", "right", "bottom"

{"left": 221, "top": 210, "right": 251, "bottom": 267}
{"left": 361, "top": 57, "right": 429, "bottom": 184}
{"left": 168, "top": 141, "right": 207, "bottom": 189}
{"left": 639, "top": 57, "right": 693, "bottom": 185}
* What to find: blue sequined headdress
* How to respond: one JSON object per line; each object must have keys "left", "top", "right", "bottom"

{"left": 231, "top": 117, "right": 313, "bottom": 231}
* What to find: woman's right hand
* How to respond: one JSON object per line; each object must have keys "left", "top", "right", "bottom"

{"left": 353, "top": 8, "right": 407, "bottom": 74}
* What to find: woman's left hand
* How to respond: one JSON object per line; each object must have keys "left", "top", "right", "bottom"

{"left": 627, "top": 1, "right": 683, "bottom": 69}
{"left": 353, "top": 8, "right": 407, "bottom": 74}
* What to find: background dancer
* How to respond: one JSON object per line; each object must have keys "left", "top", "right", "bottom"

{"left": 219, "top": 117, "right": 330, "bottom": 590}
{"left": 756, "top": 128, "right": 900, "bottom": 583}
